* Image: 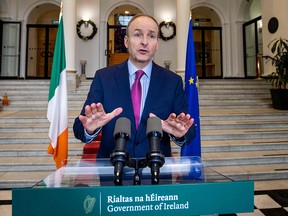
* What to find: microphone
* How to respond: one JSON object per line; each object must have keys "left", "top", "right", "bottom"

{"left": 110, "top": 117, "right": 131, "bottom": 186}
{"left": 146, "top": 116, "right": 165, "bottom": 184}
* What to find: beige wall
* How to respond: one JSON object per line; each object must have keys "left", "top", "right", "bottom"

{"left": 1, "top": 0, "right": 278, "bottom": 78}
{"left": 262, "top": 0, "right": 288, "bottom": 76}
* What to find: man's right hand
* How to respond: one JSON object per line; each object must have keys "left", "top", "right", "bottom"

{"left": 78, "top": 102, "right": 123, "bottom": 134}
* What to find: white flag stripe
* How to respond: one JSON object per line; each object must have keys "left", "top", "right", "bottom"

{"left": 47, "top": 69, "right": 67, "bottom": 148}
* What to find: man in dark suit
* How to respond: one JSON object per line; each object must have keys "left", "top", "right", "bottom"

{"left": 73, "top": 14, "right": 195, "bottom": 159}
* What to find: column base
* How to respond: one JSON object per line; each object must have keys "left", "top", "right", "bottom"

{"left": 80, "top": 74, "right": 86, "bottom": 81}
{"left": 66, "top": 69, "right": 79, "bottom": 93}
{"left": 175, "top": 68, "right": 185, "bottom": 81}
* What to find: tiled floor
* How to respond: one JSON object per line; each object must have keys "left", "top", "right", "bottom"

{"left": 0, "top": 189, "right": 11, "bottom": 216}
{"left": 1, "top": 180, "right": 287, "bottom": 216}
{"left": 254, "top": 190, "right": 288, "bottom": 215}
{"left": 222, "top": 188, "right": 288, "bottom": 216}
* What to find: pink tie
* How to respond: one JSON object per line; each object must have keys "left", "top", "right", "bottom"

{"left": 131, "top": 70, "right": 144, "bottom": 130}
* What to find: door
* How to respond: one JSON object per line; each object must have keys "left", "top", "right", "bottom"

{"left": 106, "top": 14, "right": 135, "bottom": 66}
{"left": 193, "top": 27, "right": 222, "bottom": 78}
{"left": 107, "top": 24, "right": 129, "bottom": 66}
{"left": 0, "top": 21, "right": 21, "bottom": 78}
{"left": 243, "top": 16, "right": 263, "bottom": 78}
{"left": 26, "top": 25, "right": 57, "bottom": 79}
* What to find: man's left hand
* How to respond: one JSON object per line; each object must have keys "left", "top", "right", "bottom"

{"left": 149, "top": 112, "right": 194, "bottom": 139}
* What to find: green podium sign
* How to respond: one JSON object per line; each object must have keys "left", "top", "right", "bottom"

{"left": 13, "top": 181, "right": 253, "bottom": 216}
{"left": 12, "top": 157, "right": 254, "bottom": 215}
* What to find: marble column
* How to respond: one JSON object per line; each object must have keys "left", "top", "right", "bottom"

{"left": 176, "top": 0, "right": 190, "bottom": 79}
{"left": 63, "top": 0, "right": 78, "bottom": 93}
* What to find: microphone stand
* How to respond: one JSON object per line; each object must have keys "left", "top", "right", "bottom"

{"left": 128, "top": 158, "right": 147, "bottom": 185}
{"left": 110, "top": 117, "right": 131, "bottom": 186}
{"left": 146, "top": 152, "right": 165, "bottom": 184}
{"left": 145, "top": 117, "right": 165, "bottom": 185}
{"left": 110, "top": 150, "right": 129, "bottom": 186}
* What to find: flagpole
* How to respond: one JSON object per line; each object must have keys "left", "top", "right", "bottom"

{"left": 47, "top": 4, "right": 68, "bottom": 169}
{"left": 181, "top": 18, "right": 202, "bottom": 158}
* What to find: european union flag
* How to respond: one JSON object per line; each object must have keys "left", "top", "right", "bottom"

{"left": 181, "top": 19, "right": 201, "bottom": 157}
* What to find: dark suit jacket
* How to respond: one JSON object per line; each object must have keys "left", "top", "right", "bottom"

{"left": 73, "top": 61, "right": 195, "bottom": 159}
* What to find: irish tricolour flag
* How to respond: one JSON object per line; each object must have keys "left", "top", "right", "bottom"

{"left": 47, "top": 12, "right": 68, "bottom": 169}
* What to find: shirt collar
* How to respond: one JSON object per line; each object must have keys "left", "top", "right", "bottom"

{"left": 128, "top": 60, "right": 152, "bottom": 78}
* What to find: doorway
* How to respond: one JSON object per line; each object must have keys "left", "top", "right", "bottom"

{"left": 25, "top": 3, "right": 59, "bottom": 79}
{"left": 0, "top": 21, "right": 21, "bottom": 78}
{"left": 193, "top": 27, "right": 222, "bottom": 78}
{"left": 107, "top": 23, "right": 129, "bottom": 66}
{"left": 26, "top": 25, "right": 58, "bottom": 79}
{"left": 192, "top": 6, "right": 223, "bottom": 78}
{"left": 243, "top": 16, "right": 263, "bottom": 78}
{"left": 106, "top": 5, "right": 141, "bottom": 66}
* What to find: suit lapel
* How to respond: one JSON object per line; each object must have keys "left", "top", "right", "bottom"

{"left": 114, "top": 62, "right": 137, "bottom": 132}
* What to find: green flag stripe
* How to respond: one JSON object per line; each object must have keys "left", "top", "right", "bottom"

{"left": 48, "top": 15, "right": 66, "bottom": 101}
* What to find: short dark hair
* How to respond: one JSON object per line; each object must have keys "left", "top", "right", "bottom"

{"left": 126, "top": 14, "right": 159, "bottom": 37}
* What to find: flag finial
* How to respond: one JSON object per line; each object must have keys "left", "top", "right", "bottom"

{"left": 60, "top": 1, "right": 63, "bottom": 14}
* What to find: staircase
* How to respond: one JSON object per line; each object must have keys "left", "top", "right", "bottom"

{"left": 0, "top": 78, "right": 287, "bottom": 188}
{"left": 0, "top": 80, "right": 87, "bottom": 188}
{"left": 197, "top": 79, "right": 288, "bottom": 181}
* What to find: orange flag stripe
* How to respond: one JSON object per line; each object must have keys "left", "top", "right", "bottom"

{"left": 47, "top": 128, "right": 68, "bottom": 169}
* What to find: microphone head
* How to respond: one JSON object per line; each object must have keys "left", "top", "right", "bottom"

{"left": 146, "top": 116, "right": 163, "bottom": 136}
{"left": 113, "top": 117, "right": 131, "bottom": 137}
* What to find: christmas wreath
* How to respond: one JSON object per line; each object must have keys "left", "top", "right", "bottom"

{"left": 76, "top": 19, "right": 97, "bottom": 41}
{"left": 159, "top": 21, "right": 176, "bottom": 41}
